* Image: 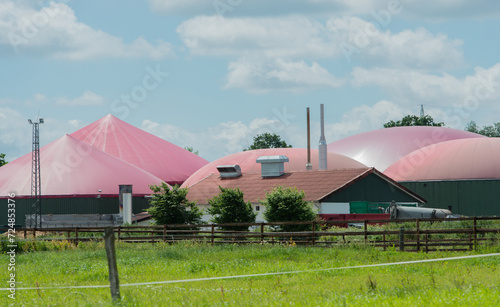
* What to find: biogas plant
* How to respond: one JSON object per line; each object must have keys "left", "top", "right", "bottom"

{"left": 1, "top": 107, "right": 499, "bottom": 228}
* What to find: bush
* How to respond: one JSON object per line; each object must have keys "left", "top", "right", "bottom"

{"left": 207, "top": 187, "right": 256, "bottom": 231}
{"left": 147, "top": 183, "right": 203, "bottom": 227}
{"left": 262, "top": 186, "right": 316, "bottom": 232}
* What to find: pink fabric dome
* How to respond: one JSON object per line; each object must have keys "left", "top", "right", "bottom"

{"left": 328, "top": 126, "right": 484, "bottom": 171}
{"left": 0, "top": 135, "right": 163, "bottom": 197}
{"left": 71, "top": 114, "right": 209, "bottom": 185}
{"left": 182, "top": 148, "right": 366, "bottom": 187}
{"left": 384, "top": 138, "right": 500, "bottom": 181}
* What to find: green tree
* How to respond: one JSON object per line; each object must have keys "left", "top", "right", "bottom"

{"left": 207, "top": 187, "right": 256, "bottom": 231}
{"left": 383, "top": 115, "right": 444, "bottom": 128}
{"left": 262, "top": 186, "right": 316, "bottom": 232}
{"left": 465, "top": 121, "right": 500, "bottom": 137}
{"left": 0, "top": 153, "right": 6, "bottom": 167}
{"left": 147, "top": 182, "right": 203, "bottom": 226}
{"left": 184, "top": 146, "right": 199, "bottom": 155}
{"left": 244, "top": 133, "right": 292, "bottom": 151}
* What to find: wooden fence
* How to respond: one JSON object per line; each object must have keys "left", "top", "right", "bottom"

{"left": 4, "top": 217, "right": 500, "bottom": 252}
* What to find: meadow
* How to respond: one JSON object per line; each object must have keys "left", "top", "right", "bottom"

{"left": 1, "top": 240, "right": 499, "bottom": 306}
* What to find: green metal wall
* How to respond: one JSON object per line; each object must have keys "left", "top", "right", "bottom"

{"left": 323, "top": 173, "right": 422, "bottom": 204}
{"left": 400, "top": 180, "right": 500, "bottom": 216}
{"left": 0, "top": 196, "right": 151, "bottom": 227}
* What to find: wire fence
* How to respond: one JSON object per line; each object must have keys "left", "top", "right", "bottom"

{"left": 3, "top": 217, "right": 500, "bottom": 252}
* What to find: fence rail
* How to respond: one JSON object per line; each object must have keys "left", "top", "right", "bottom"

{"left": 3, "top": 217, "right": 500, "bottom": 252}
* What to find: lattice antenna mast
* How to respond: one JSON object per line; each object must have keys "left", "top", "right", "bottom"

{"left": 28, "top": 118, "right": 43, "bottom": 228}
{"left": 420, "top": 104, "right": 425, "bottom": 118}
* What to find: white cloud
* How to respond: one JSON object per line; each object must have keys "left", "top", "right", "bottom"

{"left": 148, "top": 0, "right": 383, "bottom": 17}
{"left": 224, "top": 58, "right": 344, "bottom": 93}
{"left": 328, "top": 18, "right": 463, "bottom": 69}
{"left": 139, "top": 101, "right": 411, "bottom": 161}
{"left": 178, "top": 15, "right": 463, "bottom": 69}
{"left": 177, "top": 15, "right": 336, "bottom": 59}
{"left": 0, "top": 107, "right": 30, "bottom": 147}
{"left": 141, "top": 117, "right": 301, "bottom": 161}
{"left": 0, "top": 1, "right": 173, "bottom": 59}
{"left": 178, "top": 14, "right": 463, "bottom": 93}
{"left": 56, "top": 91, "right": 105, "bottom": 106}
{"left": 325, "top": 100, "right": 408, "bottom": 142}
{"left": 149, "top": 0, "right": 500, "bottom": 20}
{"left": 351, "top": 64, "right": 500, "bottom": 107}
{"left": 0, "top": 108, "right": 88, "bottom": 161}
{"left": 33, "top": 93, "right": 46, "bottom": 102}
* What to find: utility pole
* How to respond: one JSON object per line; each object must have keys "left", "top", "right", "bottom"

{"left": 28, "top": 118, "right": 43, "bottom": 228}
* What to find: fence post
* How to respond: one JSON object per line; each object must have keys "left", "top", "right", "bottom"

{"left": 260, "top": 223, "right": 264, "bottom": 244}
{"left": 104, "top": 227, "right": 120, "bottom": 301}
{"left": 312, "top": 221, "right": 316, "bottom": 246}
{"left": 364, "top": 220, "right": 368, "bottom": 244}
{"left": 473, "top": 217, "right": 477, "bottom": 250}
{"left": 211, "top": 224, "right": 215, "bottom": 246}
{"left": 416, "top": 219, "right": 420, "bottom": 252}
{"left": 75, "top": 227, "right": 79, "bottom": 246}
{"left": 163, "top": 224, "right": 167, "bottom": 242}
{"left": 399, "top": 227, "right": 405, "bottom": 251}
{"left": 425, "top": 233, "right": 428, "bottom": 253}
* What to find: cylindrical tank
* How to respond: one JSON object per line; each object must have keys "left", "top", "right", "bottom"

{"left": 389, "top": 205, "right": 452, "bottom": 219}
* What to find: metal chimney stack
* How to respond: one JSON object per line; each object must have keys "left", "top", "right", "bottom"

{"left": 306, "top": 107, "right": 312, "bottom": 170}
{"left": 318, "top": 104, "right": 327, "bottom": 170}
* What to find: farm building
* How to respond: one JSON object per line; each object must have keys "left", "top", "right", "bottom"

{"left": 384, "top": 138, "right": 500, "bottom": 216}
{"left": 0, "top": 115, "right": 208, "bottom": 227}
{"left": 328, "top": 126, "right": 484, "bottom": 171}
{"left": 185, "top": 155, "right": 425, "bottom": 222}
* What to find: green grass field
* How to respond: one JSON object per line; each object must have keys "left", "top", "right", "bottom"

{"left": 1, "top": 240, "right": 499, "bottom": 306}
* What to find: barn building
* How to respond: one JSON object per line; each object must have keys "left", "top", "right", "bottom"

{"left": 184, "top": 154, "right": 425, "bottom": 222}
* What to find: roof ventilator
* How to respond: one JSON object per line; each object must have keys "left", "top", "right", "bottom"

{"left": 256, "top": 155, "right": 289, "bottom": 178}
{"left": 216, "top": 165, "right": 242, "bottom": 178}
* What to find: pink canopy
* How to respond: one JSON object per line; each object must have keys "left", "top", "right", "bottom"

{"left": 71, "top": 114, "right": 209, "bottom": 185}
{"left": 0, "top": 135, "right": 163, "bottom": 197}
{"left": 384, "top": 138, "right": 500, "bottom": 181}
{"left": 328, "top": 126, "right": 484, "bottom": 171}
{"left": 182, "top": 148, "right": 366, "bottom": 187}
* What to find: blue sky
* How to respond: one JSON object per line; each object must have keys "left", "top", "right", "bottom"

{"left": 1, "top": 0, "right": 500, "bottom": 162}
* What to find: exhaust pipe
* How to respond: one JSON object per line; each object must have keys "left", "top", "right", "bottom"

{"left": 319, "top": 104, "right": 327, "bottom": 170}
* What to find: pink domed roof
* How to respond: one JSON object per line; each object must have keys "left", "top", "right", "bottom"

{"left": 384, "top": 138, "right": 500, "bottom": 181}
{"left": 0, "top": 135, "right": 164, "bottom": 197}
{"left": 181, "top": 148, "right": 366, "bottom": 187}
{"left": 328, "top": 127, "right": 484, "bottom": 171}
{"left": 71, "top": 114, "right": 209, "bottom": 185}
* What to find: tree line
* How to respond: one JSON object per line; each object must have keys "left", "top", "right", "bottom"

{"left": 147, "top": 183, "right": 316, "bottom": 232}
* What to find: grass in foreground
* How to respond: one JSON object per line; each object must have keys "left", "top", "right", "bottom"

{"left": 1, "top": 240, "right": 499, "bottom": 306}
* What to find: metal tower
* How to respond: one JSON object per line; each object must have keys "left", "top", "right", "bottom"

{"left": 420, "top": 104, "right": 425, "bottom": 118}
{"left": 28, "top": 118, "right": 43, "bottom": 228}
